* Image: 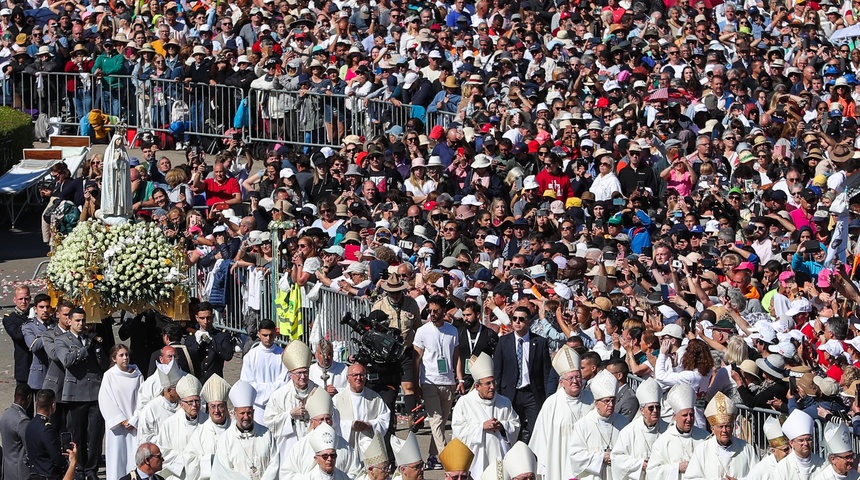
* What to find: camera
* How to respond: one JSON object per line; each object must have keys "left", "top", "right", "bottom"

{"left": 340, "top": 312, "right": 407, "bottom": 383}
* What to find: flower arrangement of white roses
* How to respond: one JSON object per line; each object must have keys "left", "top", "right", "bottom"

{"left": 47, "top": 219, "right": 185, "bottom": 310}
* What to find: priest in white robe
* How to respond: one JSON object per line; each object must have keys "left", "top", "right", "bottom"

{"left": 529, "top": 345, "right": 594, "bottom": 480}
{"left": 137, "top": 360, "right": 183, "bottom": 446}
{"left": 685, "top": 392, "right": 758, "bottom": 480}
{"left": 332, "top": 362, "right": 391, "bottom": 461}
{"left": 240, "top": 320, "right": 288, "bottom": 423}
{"left": 279, "top": 388, "right": 362, "bottom": 480}
{"left": 747, "top": 417, "right": 791, "bottom": 480}
{"left": 135, "top": 347, "right": 187, "bottom": 420}
{"left": 439, "top": 439, "right": 476, "bottom": 480}
{"left": 354, "top": 433, "right": 391, "bottom": 480}
{"left": 451, "top": 352, "right": 520, "bottom": 480}
{"left": 309, "top": 339, "right": 349, "bottom": 396}
{"left": 184, "top": 374, "right": 232, "bottom": 480}
{"left": 812, "top": 423, "right": 858, "bottom": 480}
{"left": 97, "top": 345, "right": 143, "bottom": 480}
{"left": 504, "top": 441, "right": 537, "bottom": 479}
{"left": 157, "top": 375, "right": 207, "bottom": 480}
{"left": 772, "top": 410, "right": 827, "bottom": 480}
{"left": 305, "top": 423, "right": 351, "bottom": 480}
{"left": 263, "top": 340, "right": 319, "bottom": 460}
{"left": 390, "top": 432, "right": 425, "bottom": 480}
{"left": 212, "top": 380, "right": 280, "bottom": 480}
{"left": 569, "top": 369, "right": 629, "bottom": 480}
{"left": 611, "top": 378, "right": 669, "bottom": 480}
{"left": 646, "top": 383, "right": 709, "bottom": 480}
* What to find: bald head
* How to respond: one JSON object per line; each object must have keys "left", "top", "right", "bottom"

{"left": 159, "top": 346, "right": 177, "bottom": 364}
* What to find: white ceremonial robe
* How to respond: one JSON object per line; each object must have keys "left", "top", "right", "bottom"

{"left": 772, "top": 451, "right": 828, "bottom": 480}
{"left": 685, "top": 436, "right": 759, "bottom": 480}
{"left": 747, "top": 454, "right": 781, "bottom": 480}
{"left": 451, "top": 389, "right": 520, "bottom": 480}
{"left": 240, "top": 343, "right": 288, "bottom": 423}
{"left": 157, "top": 409, "right": 208, "bottom": 480}
{"left": 309, "top": 361, "right": 348, "bottom": 393}
{"left": 278, "top": 429, "right": 362, "bottom": 480}
{"left": 333, "top": 387, "right": 391, "bottom": 461}
{"left": 306, "top": 465, "right": 351, "bottom": 480}
{"left": 569, "top": 409, "right": 629, "bottom": 480}
{"left": 137, "top": 395, "right": 178, "bottom": 446}
{"left": 529, "top": 388, "right": 594, "bottom": 480}
{"left": 98, "top": 364, "right": 143, "bottom": 480}
{"left": 184, "top": 418, "right": 231, "bottom": 480}
{"left": 812, "top": 464, "right": 859, "bottom": 480}
{"left": 263, "top": 380, "right": 318, "bottom": 461}
{"left": 645, "top": 423, "right": 710, "bottom": 480}
{"left": 611, "top": 418, "right": 669, "bottom": 480}
{"left": 135, "top": 373, "right": 163, "bottom": 418}
{"left": 211, "top": 422, "right": 279, "bottom": 480}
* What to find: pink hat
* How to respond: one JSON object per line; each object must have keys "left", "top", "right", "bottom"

{"left": 778, "top": 271, "right": 795, "bottom": 286}
{"left": 733, "top": 261, "right": 755, "bottom": 272}
{"left": 536, "top": 131, "right": 552, "bottom": 143}
{"left": 818, "top": 268, "right": 832, "bottom": 289}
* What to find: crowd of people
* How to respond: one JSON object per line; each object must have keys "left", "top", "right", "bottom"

{"left": 8, "top": 0, "right": 860, "bottom": 478}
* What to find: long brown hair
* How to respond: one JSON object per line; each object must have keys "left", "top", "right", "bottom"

{"left": 109, "top": 343, "right": 130, "bottom": 367}
{"left": 681, "top": 339, "right": 715, "bottom": 376}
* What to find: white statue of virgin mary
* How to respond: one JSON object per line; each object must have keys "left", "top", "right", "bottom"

{"left": 100, "top": 133, "right": 133, "bottom": 224}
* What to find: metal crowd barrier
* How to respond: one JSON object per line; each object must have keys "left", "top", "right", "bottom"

{"left": 301, "top": 284, "right": 371, "bottom": 360}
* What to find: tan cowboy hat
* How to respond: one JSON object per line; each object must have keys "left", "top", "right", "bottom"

{"left": 381, "top": 273, "right": 408, "bottom": 292}
{"left": 112, "top": 32, "right": 129, "bottom": 44}
{"left": 72, "top": 44, "right": 89, "bottom": 56}
{"left": 442, "top": 76, "right": 458, "bottom": 89}
{"left": 139, "top": 43, "right": 155, "bottom": 54}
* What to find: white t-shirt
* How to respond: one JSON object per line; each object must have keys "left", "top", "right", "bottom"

{"left": 413, "top": 321, "right": 459, "bottom": 386}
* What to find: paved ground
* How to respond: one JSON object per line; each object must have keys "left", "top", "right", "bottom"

{"left": 0, "top": 141, "right": 446, "bottom": 478}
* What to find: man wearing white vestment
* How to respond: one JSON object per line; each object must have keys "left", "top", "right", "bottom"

{"left": 306, "top": 423, "right": 351, "bottom": 480}
{"left": 685, "top": 392, "right": 758, "bottom": 480}
{"left": 137, "top": 360, "right": 183, "bottom": 446}
{"left": 504, "top": 441, "right": 538, "bottom": 479}
{"left": 353, "top": 433, "right": 391, "bottom": 480}
{"left": 240, "top": 320, "right": 288, "bottom": 423}
{"left": 812, "top": 423, "right": 858, "bottom": 480}
{"left": 748, "top": 417, "right": 791, "bottom": 480}
{"left": 772, "top": 410, "right": 827, "bottom": 480}
{"left": 212, "top": 380, "right": 279, "bottom": 480}
{"left": 263, "top": 340, "right": 318, "bottom": 460}
{"left": 184, "top": 374, "right": 232, "bottom": 480}
{"left": 612, "top": 378, "right": 669, "bottom": 480}
{"left": 332, "top": 362, "right": 391, "bottom": 461}
{"left": 279, "top": 388, "right": 362, "bottom": 480}
{"left": 157, "top": 375, "right": 207, "bottom": 480}
{"left": 136, "top": 347, "right": 187, "bottom": 420}
{"left": 390, "top": 432, "right": 425, "bottom": 480}
{"left": 569, "top": 369, "right": 629, "bottom": 480}
{"left": 451, "top": 352, "right": 520, "bottom": 480}
{"left": 529, "top": 345, "right": 594, "bottom": 480}
{"left": 309, "top": 339, "right": 348, "bottom": 396}
{"left": 647, "top": 383, "right": 709, "bottom": 480}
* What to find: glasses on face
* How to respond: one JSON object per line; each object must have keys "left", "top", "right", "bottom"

{"left": 291, "top": 369, "right": 310, "bottom": 377}
{"left": 442, "top": 227, "right": 456, "bottom": 232}
{"left": 182, "top": 399, "right": 201, "bottom": 405}
{"left": 317, "top": 453, "right": 338, "bottom": 460}
{"left": 600, "top": 163, "right": 612, "bottom": 167}
{"left": 834, "top": 453, "right": 855, "bottom": 460}
{"left": 348, "top": 373, "right": 367, "bottom": 378}
{"left": 476, "top": 234, "right": 487, "bottom": 239}
{"left": 511, "top": 316, "right": 529, "bottom": 323}
{"left": 597, "top": 397, "right": 616, "bottom": 404}
{"left": 643, "top": 404, "right": 661, "bottom": 412}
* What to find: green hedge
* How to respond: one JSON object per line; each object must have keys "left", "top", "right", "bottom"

{"left": 0, "top": 107, "right": 35, "bottom": 174}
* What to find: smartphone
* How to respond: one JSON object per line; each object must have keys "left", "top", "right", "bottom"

{"left": 689, "top": 263, "right": 698, "bottom": 276}
{"left": 642, "top": 246, "right": 653, "bottom": 257}
{"left": 701, "top": 259, "right": 716, "bottom": 269}
{"left": 672, "top": 259, "right": 683, "bottom": 270}
{"left": 660, "top": 284, "right": 670, "bottom": 302}
{"left": 60, "top": 432, "right": 73, "bottom": 452}
{"left": 603, "top": 252, "right": 617, "bottom": 262}
{"left": 612, "top": 197, "right": 625, "bottom": 206}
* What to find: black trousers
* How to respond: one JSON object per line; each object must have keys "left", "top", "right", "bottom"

{"left": 513, "top": 388, "right": 539, "bottom": 444}
{"left": 66, "top": 401, "right": 104, "bottom": 476}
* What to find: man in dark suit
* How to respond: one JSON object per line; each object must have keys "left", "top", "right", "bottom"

{"left": 0, "top": 383, "right": 32, "bottom": 480}
{"left": 146, "top": 322, "right": 193, "bottom": 378}
{"left": 55, "top": 308, "right": 107, "bottom": 480}
{"left": 3, "top": 285, "right": 32, "bottom": 387}
{"left": 25, "top": 389, "right": 65, "bottom": 480}
{"left": 457, "top": 301, "right": 498, "bottom": 389}
{"left": 120, "top": 310, "right": 167, "bottom": 377}
{"left": 605, "top": 359, "right": 639, "bottom": 422}
{"left": 119, "top": 443, "right": 166, "bottom": 480}
{"left": 42, "top": 299, "right": 72, "bottom": 429}
{"left": 493, "top": 306, "right": 551, "bottom": 443}
{"left": 184, "top": 302, "right": 234, "bottom": 382}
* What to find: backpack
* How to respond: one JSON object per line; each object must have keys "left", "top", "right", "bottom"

{"left": 34, "top": 113, "right": 49, "bottom": 142}
{"left": 171, "top": 100, "right": 190, "bottom": 123}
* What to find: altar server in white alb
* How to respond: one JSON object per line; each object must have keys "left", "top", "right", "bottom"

{"left": 309, "top": 339, "right": 349, "bottom": 396}
{"left": 504, "top": 441, "right": 537, "bottom": 480}
{"left": 813, "top": 422, "right": 858, "bottom": 480}
{"left": 646, "top": 383, "right": 709, "bottom": 480}
{"left": 611, "top": 377, "right": 669, "bottom": 480}
{"left": 333, "top": 362, "right": 391, "bottom": 461}
{"left": 390, "top": 432, "right": 425, "bottom": 480}
{"left": 306, "top": 423, "right": 351, "bottom": 480}
{"left": 240, "top": 320, "right": 288, "bottom": 423}
{"left": 157, "top": 374, "right": 206, "bottom": 480}
{"left": 98, "top": 344, "right": 143, "bottom": 480}
{"left": 529, "top": 345, "right": 594, "bottom": 480}
{"left": 569, "top": 369, "right": 629, "bottom": 480}
{"left": 772, "top": 409, "right": 827, "bottom": 480}
{"left": 279, "top": 387, "right": 362, "bottom": 480}
{"left": 264, "top": 340, "right": 318, "bottom": 460}
{"left": 184, "top": 374, "right": 232, "bottom": 480}
{"left": 685, "top": 392, "right": 758, "bottom": 480}
{"left": 747, "top": 417, "right": 791, "bottom": 480}
{"left": 212, "top": 380, "right": 279, "bottom": 480}
{"left": 137, "top": 360, "right": 183, "bottom": 445}
{"left": 354, "top": 433, "right": 391, "bottom": 480}
{"left": 451, "top": 352, "right": 520, "bottom": 480}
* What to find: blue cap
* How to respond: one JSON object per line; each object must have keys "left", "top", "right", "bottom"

{"left": 670, "top": 223, "right": 687, "bottom": 234}
{"left": 846, "top": 74, "right": 857, "bottom": 85}
{"left": 128, "top": 157, "right": 140, "bottom": 167}
{"left": 513, "top": 218, "right": 530, "bottom": 227}
{"left": 748, "top": 6, "right": 759, "bottom": 16}
{"left": 297, "top": 74, "right": 310, "bottom": 84}
{"left": 690, "top": 225, "right": 705, "bottom": 235}
{"left": 311, "top": 45, "right": 325, "bottom": 54}
{"left": 386, "top": 125, "right": 403, "bottom": 136}
{"left": 824, "top": 65, "right": 840, "bottom": 76}
{"left": 470, "top": 267, "right": 493, "bottom": 282}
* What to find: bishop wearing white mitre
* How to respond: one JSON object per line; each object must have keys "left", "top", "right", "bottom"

{"left": 212, "top": 380, "right": 279, "bottom": 480}
{"left": 569, "top": 369, "right": 629, "bottom": 480}
{"left": 612, "top": 377, "right": 669, "bottom": 480}
{"left": 646, "top": 383, "right": 709, "bottom": 480}
{"left": 772, "top": 410, "right": 827, "bottom": 480}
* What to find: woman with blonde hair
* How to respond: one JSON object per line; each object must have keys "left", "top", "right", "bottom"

{"left": 404, "top": 158, "right": 437, "bottom": 204}
{"left": 589, "top": 154, "right": 622, "bottom": 201}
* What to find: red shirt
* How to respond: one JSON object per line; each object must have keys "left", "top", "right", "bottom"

{"left": 535, "top": 169, "right": 573, "bottom": 201}
{"left": 204, "top": 177, "right": 240, "bottom": 206}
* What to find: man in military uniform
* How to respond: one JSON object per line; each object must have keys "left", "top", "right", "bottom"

{"left": 3, "top": 285, "right": 33, "bottom": 387}
{"left": 371, "top": 274, "right": 421, "bottom": 427}
{"left": 25, "top": 389, "right": 65, "bottom": 480}
{"left": 42, "top": 299, "right": 73, "bottom": 429}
